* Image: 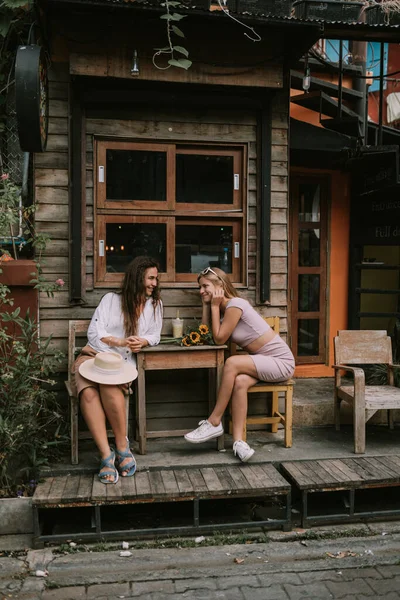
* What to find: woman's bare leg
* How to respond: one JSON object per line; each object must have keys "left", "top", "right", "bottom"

{"left": 80, "top": 386, "right": 114, "bottom": 481}
{"left": 99, "top": 384, "right": 132, "bottom": 475}
{"left": 208, "top": 355, "right": 258, "bottom": 426}
{"left": 230, "top": 373, "right": 258, "bottom": 441}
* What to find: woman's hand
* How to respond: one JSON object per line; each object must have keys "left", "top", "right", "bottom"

{"left": 126, "top": 336, "right": 147, "bottom": 353}
{"left": 211, "top": 288, "right": 224, "bottom": 307}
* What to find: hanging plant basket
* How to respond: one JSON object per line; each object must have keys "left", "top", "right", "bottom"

{"left": 145, "top": 0, "right": 211, "bottom": 7}
{"left": 365, "top": 5, "right": 400, "bottom": 24}
{"left": 227, "top": 0, "right": 291, "bottom": 16}
{"left": 293, "top": 0, "right": 363, "bottom": 22}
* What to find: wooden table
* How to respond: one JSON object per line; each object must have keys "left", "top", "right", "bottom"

{"left": 136, "top": 344, "right": 227, "bottom": 454}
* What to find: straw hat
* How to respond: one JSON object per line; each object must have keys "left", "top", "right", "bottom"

{"left": 79, "top": 352, "right": 138, "bottom": 385}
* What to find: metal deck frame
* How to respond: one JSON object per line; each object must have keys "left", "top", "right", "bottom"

{"left": 300, "top": 483, "right": 400, "bottom": 528}
{"left": 32, "top": 491, "right": 292, "bottom": 547}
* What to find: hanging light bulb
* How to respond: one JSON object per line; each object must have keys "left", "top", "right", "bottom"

{"left": 303, "top": 64, "right": 311, "bottom": 92}
{"left": 131, "top": 49, "right": 140, "bottom": 77}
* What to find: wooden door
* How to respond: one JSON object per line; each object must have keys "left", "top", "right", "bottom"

{"left": 289, "top": 176, "right": 329, "bottom": 364}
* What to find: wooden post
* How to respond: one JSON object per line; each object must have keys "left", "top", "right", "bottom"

{"left": 136, "top": 353, "right": 147, "bottom": 455}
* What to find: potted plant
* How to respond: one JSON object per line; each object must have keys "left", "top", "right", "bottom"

{"left": 292, "top": 0, "right": 363, "bottom": 23}
{"left": 364, "top": 0, "right": 400, "bottom": 24}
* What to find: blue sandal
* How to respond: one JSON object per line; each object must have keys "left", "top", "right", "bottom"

{"left": 115, "top": 438, "right": 137, "bottom": 477}
{"left": 98, "top": 450, "right": 119, "bottom": 485}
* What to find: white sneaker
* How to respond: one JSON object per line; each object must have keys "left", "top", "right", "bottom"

{"left": 184, "top": 420, "right": 224, "bottom": 444}
{"left": 233, "top": 440, "right": 255, "bottom": 462}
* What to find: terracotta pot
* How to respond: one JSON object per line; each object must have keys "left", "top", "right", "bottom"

{"left": 0, "top": 259, "right": 37, "bottom": 286}
{"left": 0, "top": 259, "right": 38, "bottom": 319}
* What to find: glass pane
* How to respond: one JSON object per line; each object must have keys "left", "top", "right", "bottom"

{"left": 298, "top": 274, "right": 320, "bottom": 312}
{"left": 176, "top": 225, "right": 232, "bottom": 273}
{"left": 176, "top": 154, "right": 234, "bottom": 204}
{"left": 297, "top": 319, "right": 319, "bottom": 356}
{"left": 106, "top": 150, "right": 166, "bottom": 201}
{"left": 105, "top": 223, "right": 166, "bottom": 272}
{"left": 299, "top": 229, "right": 320, "bottom": 267}
{"left": 298, "top": 183, "right": 320, "bottom": 222}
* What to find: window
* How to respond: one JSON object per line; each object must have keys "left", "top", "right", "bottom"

{"left": 95, "top": 140, "right": 246, "bottom": 285}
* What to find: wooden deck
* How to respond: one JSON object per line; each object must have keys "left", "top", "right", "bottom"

{"left": 32, "top": 464, "right": 292, "bottom": 546}
{"left": 281, "top": 455, "right": 400, "bottom": 527}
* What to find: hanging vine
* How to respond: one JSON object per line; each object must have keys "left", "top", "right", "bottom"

{"left": 153, "top": 0, "right": 192, "bottom": 70}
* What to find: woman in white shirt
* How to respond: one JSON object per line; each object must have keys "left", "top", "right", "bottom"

{"left": 73, "top": 256, "right": 163, "bottom": 484}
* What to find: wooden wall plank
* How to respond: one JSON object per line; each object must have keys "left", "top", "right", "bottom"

{"left": 86, "top": 119, "right": 257, "bottom": 142}
{"left": 35, "top": 169, "right": 68, "bottom": 187}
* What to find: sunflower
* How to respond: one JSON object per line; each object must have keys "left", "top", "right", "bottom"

{"left": 182, "top": 336, "right": 190, "bottom": 347}
{"left": 199, "top": 324, "right": 209, "bottom": 335}
{"left": 189, "top": 331, "right": 201, "bottom": 344}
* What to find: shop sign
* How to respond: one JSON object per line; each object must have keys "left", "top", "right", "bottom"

{"left": 351, "top": 147, "right": 399, "bottom": 196}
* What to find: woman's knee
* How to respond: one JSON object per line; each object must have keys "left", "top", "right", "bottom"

{"left": 80, "top": 386, "right": 100, "bottom": 406}
{"left": 224, "top": 356, "right": 239, "bottom": 375}
{"left": 233, "top": 374, "right": 253, "bottom": 393}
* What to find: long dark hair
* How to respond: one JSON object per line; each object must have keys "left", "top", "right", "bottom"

{"left": 120, "top": 256, "right": 161, "bottom": 336}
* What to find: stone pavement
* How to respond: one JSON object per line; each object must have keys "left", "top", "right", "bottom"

{"left": 2, "top": 523, "right": 400, "bottom": 600}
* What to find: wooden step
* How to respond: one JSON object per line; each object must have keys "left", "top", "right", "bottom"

{"left": 32, "top": 465, "right": 292, "bottom": 546}
{"left": 291, "top": 70, "right": 363, "bottom": 101}
{"left": 33, "top": 464, "right": 291, "bottom": 507}
{"left": 281, "top": 456, "right": 400, "bottom": 528}
{"left": 291, "top": 90, "right": 360, "bottom": 120}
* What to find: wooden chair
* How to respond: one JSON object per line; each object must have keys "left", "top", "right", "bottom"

{"left": 65, "top": 319, "right": 130, "bottom": 464}
{"left": 228, "top": 316, "right": 294, "bottom": 447}
{"left": 333, "top": 329, "right": 400, "bottom": 454}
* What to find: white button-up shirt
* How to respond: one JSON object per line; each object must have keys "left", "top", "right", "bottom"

{"left": 87, "top": 292, "right": 163, "bottom": 366}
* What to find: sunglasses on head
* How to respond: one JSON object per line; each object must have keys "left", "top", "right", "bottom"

{"left": 200, "top": 267, "right": 223, "bottom": 280}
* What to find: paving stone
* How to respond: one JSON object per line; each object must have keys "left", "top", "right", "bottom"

{"left": 284, "top": 582, "right": 331, "bottom": 599}
{"left": 299, "top": 570, "right": 347, "bottom": 584}
{"left": 0, "top": 579, "right": 22, "bottom": 592}
{"left": 0, "top": 556, "right": 27, "bottom": 581}
{"left": 129, "top": 580, "right": 175, "bottom": 596}
{"left": 21, "top": 578, "right": 46, "bottom": 593}
{"left": 175, "top": 578, "right": 217, "bottom": 592}
{"left": 259, "top": 573, "right": 302, "bottom": 586}
{"left": 242, "top": 585, "right": 289, "bottom": 600}
{"left": 367, "top": 576, "right": 400, "bottom": 596}
{"left": 217, "top": 575, "right": 259, "bottom": 590}
{"left": 42, "top": 586, "right": 87, "bottom": 600}
{"left": 376, "top": 564, "right": 400, "bottom": 577}
{"left": 325, "top": 579, "right": 374, "bottom": 597}
{"left": 340, "top": 568, "right": 383, "bottom": 581}
{"left": 87, "top": 581, "right": 130, "bottom": 598}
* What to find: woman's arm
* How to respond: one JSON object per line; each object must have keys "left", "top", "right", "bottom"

{"left": 88, "top": 294, "right": 129, "bottom": 350}
{"left": 201, "top": 301, "right": 211, "bottom": 326}
{"left": 210, "top": 290, "right": 242, "bottom": 345}
{"left": 136, "top": 300, "right": 163, "bottom": 348}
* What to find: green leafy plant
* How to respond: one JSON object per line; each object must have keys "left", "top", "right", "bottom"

{"left": 0, "top": 0, "right": 34, "bottom": 132}
{"left": 0, "top": 308, "right": 66, "bottom": 494}
{"left": 363, "top": 319, "right": 400, "bottom": 388}
{"left": 0, "top": 172, "right": 67, "bottom": 496}
{"left": 153, "top": 0, "right": 192, "bottom": 71}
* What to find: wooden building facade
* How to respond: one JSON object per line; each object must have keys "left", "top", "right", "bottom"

{"left": 35, "top": 6, "right": 320, "bottom": 353}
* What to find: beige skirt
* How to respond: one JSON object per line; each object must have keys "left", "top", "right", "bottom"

{"left": 72, "top": 345, "right": 129, "bottom": 398}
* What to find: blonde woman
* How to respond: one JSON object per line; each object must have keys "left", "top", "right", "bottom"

{"left": 184, "top": 267, "right": 294, "bottom": 462}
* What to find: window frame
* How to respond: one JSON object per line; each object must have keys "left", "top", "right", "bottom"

{"left": 94, "top": 138, "right": 247, "bottom": 287}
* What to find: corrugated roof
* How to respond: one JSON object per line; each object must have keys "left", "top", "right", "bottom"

{"left": 46, "top": 0, "right": 400, "bottom": 40}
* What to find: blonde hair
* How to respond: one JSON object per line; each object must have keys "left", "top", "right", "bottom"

{"left": 197, "top": 267, "right": 239, "bottom": 298}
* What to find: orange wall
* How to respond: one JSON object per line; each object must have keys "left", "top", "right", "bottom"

{"left": 291, "top": 169, "right": 350, "bottom": 378}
